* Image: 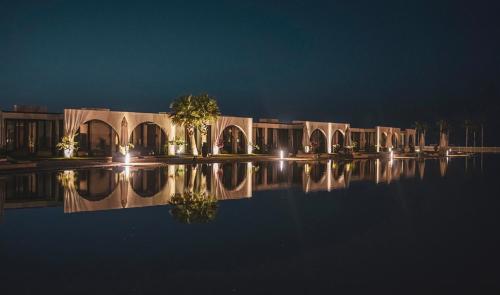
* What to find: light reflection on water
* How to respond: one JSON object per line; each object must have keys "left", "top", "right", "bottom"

{"left": 0, "top": 158, "right": 457, "bottom": 216}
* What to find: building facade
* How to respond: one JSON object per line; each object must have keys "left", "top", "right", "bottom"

{"left": 1, "top": 106, "right": 417, "bottom": 157}
{"left": 0, "top": 107, "right": 64, "bottom": 156}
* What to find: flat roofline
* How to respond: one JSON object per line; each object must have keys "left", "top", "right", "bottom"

{"left": 1, "top": 110, "right": 63, "bottom": 115}
{"left": 67, "top": 108, "right": 171, "bottom": 115}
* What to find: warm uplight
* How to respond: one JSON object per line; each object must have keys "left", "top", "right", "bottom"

{"left": 280, "top": 150, "right": 284, "bottom": 159}
{"left": 280, "top": 160, "right": 284, "bottom": 171}
{"left": 125, "top": 153, "right": 130, "bottom": 165}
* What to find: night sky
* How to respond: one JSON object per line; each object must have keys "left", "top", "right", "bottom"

{"left": 1, "top": 0, "right": 499, "bottom": 144}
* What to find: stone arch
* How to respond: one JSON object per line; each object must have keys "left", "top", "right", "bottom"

{"left": 129, "top": 121, "right": 168, "bottom": 155}
{"left": 127, "top": 120, "right": 170, "bottom": 140}
{"left": 78, "top": 119, "right": 120, "bottom": 156}
{"left": 332, "top": 129, "right": 345, "bottom": 152}
{"left": 310, "top": 129, "right": 327, "bottom": 153}
{"left": 220, "top": 125, "right": 248, "bottom": 154}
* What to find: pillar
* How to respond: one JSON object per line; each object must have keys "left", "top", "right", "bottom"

{"left": 0, "top": 111, "right": 4, "bottom": 150}
{"left": 288, "top": 129, "right": 293, "bottom": 152}
{"left": 376, "top": 127, "right": 380, "bottom": 153}
{"left": 142, "top": 124, "right": 148, "bottom": 147}
{"left": 168, "top": 125, "right": 176, "bottom": 155}
{"left": 272, "top": 129, "right": 278, "bottom": 150}
{"left": 360, "top": 132, "right": 366, "bottom": 150}
{"left": 263, "top": 128, "right": 268, "bottom": 145}
{"left": 232, "top": 127, "right": 238, "bottom": 153}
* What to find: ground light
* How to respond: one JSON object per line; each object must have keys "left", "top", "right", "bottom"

{"left": 280, "top": 150, "right": 284, "bottom": 159}
{"left": 125, "top": 152, "right": 131, "bottom": 165}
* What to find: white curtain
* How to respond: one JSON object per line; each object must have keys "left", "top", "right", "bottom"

{"left": 64, "top": 109, "right": 86, "bottom": 139}
{"left": 213, "top": 117, "right": 231, "bottom": 153}
{"left": 302, "top": 122, "right": 311, "bottom": 148}
{"left": 345, "top": 127, "right": 352, "bottom": 146}
{"left": 120, "top": 117, "right": 128, "bottom": 146}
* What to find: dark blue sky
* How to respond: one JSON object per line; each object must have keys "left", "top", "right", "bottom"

{"left": 1, "top": 0, "right": 499, "bottom": 141}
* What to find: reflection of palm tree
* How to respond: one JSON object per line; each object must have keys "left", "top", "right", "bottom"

{"left": 436, "top": 120, "right": 450, "bottom": 148}
{"left": 168, "top": 192, "right": 218, "bottom": 224}
{"left": 463, "top": 120, "right": 472, "bottom": 148}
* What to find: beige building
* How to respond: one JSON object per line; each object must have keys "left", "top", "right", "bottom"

{"left": 1, "top": 106, "right": 417, "bottom": 157}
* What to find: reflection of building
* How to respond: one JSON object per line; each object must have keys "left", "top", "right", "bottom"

{"left": 0, "top": 158, "right": 443, "bottom": 216}
{"left": 1, "top": 106, "right": 416, "bottom": 157}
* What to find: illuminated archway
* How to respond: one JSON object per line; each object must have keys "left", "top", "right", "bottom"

{"left": 220, "top": 125, "right": 247, "bottom": 154}
{"left": 130, "top": 122, "right": 168, "bottom": 155}
{"left": 78, "top": 120, "right": 119, "bottom": 156}
{"left": 310, "top": 129, "right": 327, "bottom": 153}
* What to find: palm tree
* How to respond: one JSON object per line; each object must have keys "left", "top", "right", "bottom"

{"left": 413, "top": 121, "right": 428, "bottom": 151}
{"left": 169, "top": 94, "right": 221, "bottom": 156}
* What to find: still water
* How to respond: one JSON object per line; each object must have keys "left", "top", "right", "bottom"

{"left": 1, "top": 156, "right": 499, "bottom": 293}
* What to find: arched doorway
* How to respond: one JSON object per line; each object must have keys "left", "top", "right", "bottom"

{"left": 130, "top": 122, "right": 168, "bottom": 156}
{"left": 220, "top": 125, "right": 247, "bottom": 154}
{"left": 310, "top": 129, "right": 327, "bottom": 153}
{"left": 332, "top": 129, "right": 345, "bottom": 152}
{"left": 77, "top": 120, "right": 119, "bottom": 156}
{"left": 76, "top": 169, "right": 118, "bottom": 201}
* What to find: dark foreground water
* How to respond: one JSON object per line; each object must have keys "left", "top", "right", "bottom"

{"left": 1, "top": 156, "right": 499, "bottom": 294}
